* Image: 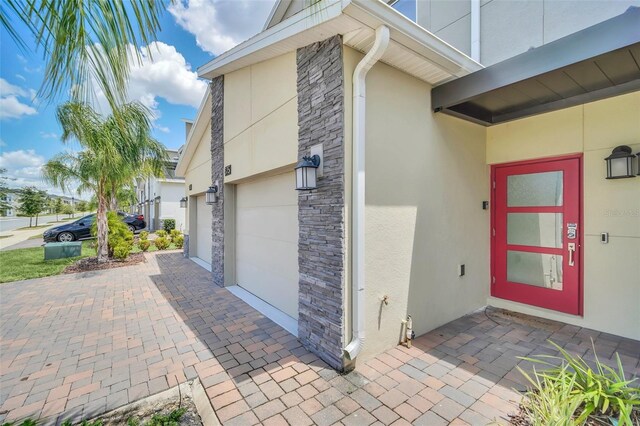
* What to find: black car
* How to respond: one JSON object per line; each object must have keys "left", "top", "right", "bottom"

{"left": 43, "top": 212, "right": 146, "bottom": 242}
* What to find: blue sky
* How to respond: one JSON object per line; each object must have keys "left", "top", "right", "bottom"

{"left": 0, "top": 0, "right": 276, "bottom": 196}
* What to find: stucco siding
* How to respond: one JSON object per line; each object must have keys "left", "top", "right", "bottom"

{"left": 416, "top": 0, "right": 640, "bottom": 66}
{"left": 343, "top": 46, "right": 490, "bottom": 362}
{"left": 223, "top": 52, "right": 298, "bottom": 183}
{"left": 486, "top": 92, "right": 640, "bottom": 340}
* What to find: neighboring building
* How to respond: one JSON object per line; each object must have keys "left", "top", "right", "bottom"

{"left": 135, "top": 148, "right": 186, "bottom": 232}
{"left": 1, "top": 192, "right": 84, "bottom": 216}
{"left": 0, "top": 191, "right": 20, "bottom": 217}
{"left": 176, "top": 0, "right": 640, "bottom": 372}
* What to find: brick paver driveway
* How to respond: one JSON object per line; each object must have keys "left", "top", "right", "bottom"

{"left": 1, "top": 252, "right": 639, "bottom": 425}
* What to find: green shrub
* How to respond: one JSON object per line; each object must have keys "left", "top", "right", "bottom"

{"left": 169, "top": 229, "right": 181, "bottom": 240}
{"left": 518, "top": 340, "right": 640, "bottom": 426}
{"left": 163, "top": 218, "right": 176, "bottom": 232}
{"left": 154, "top": 237, "right": 170, "bottom": 250}
{"left": 113, "top": 244, "right": 131, "bottom": 260}
{"left": 138, "top": 240, "right": 151, "bottom": 252}
{"left": 91, "top": 211, "right": 134, "bottom": 259}
{"left": 139, "top": 231, "right": 149, "bottom": 240}
{"left": 155, "top": 229, "right": 167, "bottom": 238}
{"left": 173, "top": 235, "right": 184, "bottom": 249}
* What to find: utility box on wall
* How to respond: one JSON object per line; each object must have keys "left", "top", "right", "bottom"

{"left": 44, "top": 242, "right": 82, "bottom": 260}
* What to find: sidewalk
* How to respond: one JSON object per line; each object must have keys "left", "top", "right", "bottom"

{"left": 0, "top": 222, "right": 59, "bottom": 251}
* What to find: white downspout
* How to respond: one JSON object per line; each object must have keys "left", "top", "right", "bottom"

{"left": 344, "top": 25, "right": 390, "bottom": 362}
{"left": 470, "top": 0, "right": 481, "bottom": 62}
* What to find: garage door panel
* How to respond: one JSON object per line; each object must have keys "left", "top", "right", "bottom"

{"left": 196, "top": 196, "right": 212, "bottom": 265}
{"left": 236, "top": 171, "right": 299, "bottom": 320}
{"left": 236, "top": 173, "right": 296, "bottom": 208}
{"left": 236, "top": 207, "right": 297, "bottom": 242}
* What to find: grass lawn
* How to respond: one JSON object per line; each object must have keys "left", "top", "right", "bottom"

{"left": 0, "top": 241, "right": 96, "bottom": 283}
{"left": 28, "top": 233, "right": 44, "bottom": 240}
{"left": 0, "top": 235, "right": 12, "bottom": 239}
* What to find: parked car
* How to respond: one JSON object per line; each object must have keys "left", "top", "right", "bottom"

{"left": 43, "top": 212, "right": 146, "bottom": 242}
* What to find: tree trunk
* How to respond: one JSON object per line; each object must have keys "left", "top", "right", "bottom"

{"left": 109, "top": 182, "right": 118, "bottom": 211}
{"left": 29, "top": 216, "right": 33, "bottom": 227}
{"left": 35, "top": 213, "right": 39, "bottom": 226}
{"left": 96, "top": 183, "right": 109, "bottom": 263}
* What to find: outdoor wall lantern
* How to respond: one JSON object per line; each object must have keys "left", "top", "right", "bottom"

{"left": 295, "top": 155, "right": 321, "bottom": 190}
{"left": 179, "top": 197, "right": 188, "bottom": 208}
{"left": 205, "top": 181, "right": 219, "bottom": 205}
{"left": 605, "top": 145, "right": 636, "bottom": 179}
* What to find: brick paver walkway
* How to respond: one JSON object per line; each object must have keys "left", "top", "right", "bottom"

{"left": 1, "top": 252, "right": 639, "bottom": 425}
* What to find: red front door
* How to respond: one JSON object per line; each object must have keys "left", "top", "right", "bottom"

{"left": 491, "top": 156, "right": 582, "bottom": 315}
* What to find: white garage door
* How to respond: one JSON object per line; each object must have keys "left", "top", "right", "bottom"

{"left": 236, "top": 172, "right": 299, "bottom": 319}
{"left": 195, "top": 195, "right": 212, "bottom": 265}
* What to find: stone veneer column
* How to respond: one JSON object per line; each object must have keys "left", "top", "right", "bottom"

{"left": 183, "top": 234, "right": 189, "bottom": 258}
{"left": 210, "top": 76, "right": 225, "bottom": 286}
{"left": 296, "top": 35, "right": 346, "bottom": 371}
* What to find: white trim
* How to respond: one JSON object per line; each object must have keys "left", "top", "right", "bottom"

{"left": 190, "top": 256, "right": 212, "bottom": 272}
{"left": 226, "top": 285, "right": 299, "bottom": 337}
{"left": 198, "top": 0, "right": 343, "bottom": 79}
{"left": 263, "top": 0, "right": 292, "bottom": 31}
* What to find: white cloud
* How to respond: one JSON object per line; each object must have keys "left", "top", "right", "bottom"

{"left": 0, "top": 138, "right": 6, "bottom": 147}
{"left": 154, "top": 124, "right": 170, "bottom": 133}
{"left": 40, "top": 132, "right": 59, "bottom": 139}
{"left": 0, "top": 78, "right": 38, "bottom": 120}
{"left": 0, "top": 149, "right": 45, "bottom": 183}
{"left": 15, "top": 74, "right": 26, "bottom": 82}
{"left": 168, "top": 0, "right": 276, "bottom": 55}
{"left": 93, "top": 42, "right": 207, "bottom": 116}
{"left": 0, "top": 96, "right": 37, "bottom": 120}
{"left": 0, "top": 149, "right": 84, "bottom": 197}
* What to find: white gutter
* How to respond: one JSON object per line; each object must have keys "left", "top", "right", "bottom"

{"left": 344, "top": 25, "right": 390, "bottom": 362}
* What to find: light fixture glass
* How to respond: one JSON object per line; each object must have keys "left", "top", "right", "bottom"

{"left": 205, "top": 183, "right": 219, "bottom": 205}
{"left": 295, "top": 155, "right": 321, "bottom": 190}
{"left": 605, "top": 145, "right": 636, "bottom": 179}
{"left": 179, "top": 197, "right": 187, "bottom": 208}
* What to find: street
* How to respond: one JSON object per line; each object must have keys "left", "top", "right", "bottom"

{"left": 0, "top": 214, "right": 75, "bottom": 232}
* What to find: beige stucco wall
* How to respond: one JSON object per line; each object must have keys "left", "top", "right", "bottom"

{"left": 223, "top": 52, "right": 298, "bottom": 183}
{"left": 343, "top": 46, "right": 490, "bottom": 362}
{"left": 487, "top": 92, "right": 640, "bottom": 340}
{"left": 183, "top": 123, "right": 212, "bottom": 234}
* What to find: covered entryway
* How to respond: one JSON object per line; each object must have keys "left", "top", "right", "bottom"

{"left": 195, "top": 195, "right": 212, "bottom": 265}
{"left": 235, "top": 172, "right": 299, "bottom": 319}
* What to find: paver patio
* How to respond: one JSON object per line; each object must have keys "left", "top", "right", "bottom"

{"left": 1, "top": 252, "right": 638, "bottom": 425}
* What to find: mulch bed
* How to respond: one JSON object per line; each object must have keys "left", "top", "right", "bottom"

{"left": 63, "top": 252, "right": 146, "bottom": 274}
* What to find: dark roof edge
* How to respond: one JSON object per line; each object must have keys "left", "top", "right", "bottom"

{"left": 432, "top": 6, "right": 640, "bottom": 110}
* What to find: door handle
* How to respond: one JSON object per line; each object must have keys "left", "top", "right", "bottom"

{"left": 568, "top": 243, "right": 576, "bottom": 267}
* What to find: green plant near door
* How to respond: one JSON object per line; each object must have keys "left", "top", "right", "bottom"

{"left": 518, "top": 341, "right": 640, "bottom": 425}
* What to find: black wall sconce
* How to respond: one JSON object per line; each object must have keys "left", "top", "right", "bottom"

{"left": 605, "top": 145, "right": 636, "bottom": 179}
{"left": 205, "top": 181, "right": 219, "bottom": 204}
{"left": 179, "top": 197, "right": 187, "bottom": 208}
{"left": 295, "top": 155, "right": 321, "bottom": 190}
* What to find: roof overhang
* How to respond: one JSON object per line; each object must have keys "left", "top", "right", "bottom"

{"left": 198, "top": 0, "right": 481, "bottom": 85}
{"left": 432, "top": 6, "right": 640, "bottom": 126}
{"left": 175, "top": 91, "right": 211, "bottom": 177}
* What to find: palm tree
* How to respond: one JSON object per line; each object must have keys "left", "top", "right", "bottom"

{"left": 1, "top": 0, "right": 163, "bottom": 107}
{"left": 43, "top": 101, "right": 166, "bottom": 262}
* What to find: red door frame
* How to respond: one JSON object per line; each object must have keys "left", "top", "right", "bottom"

{"left": 490, "top": 154, "right": 584, "bottom": 316}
